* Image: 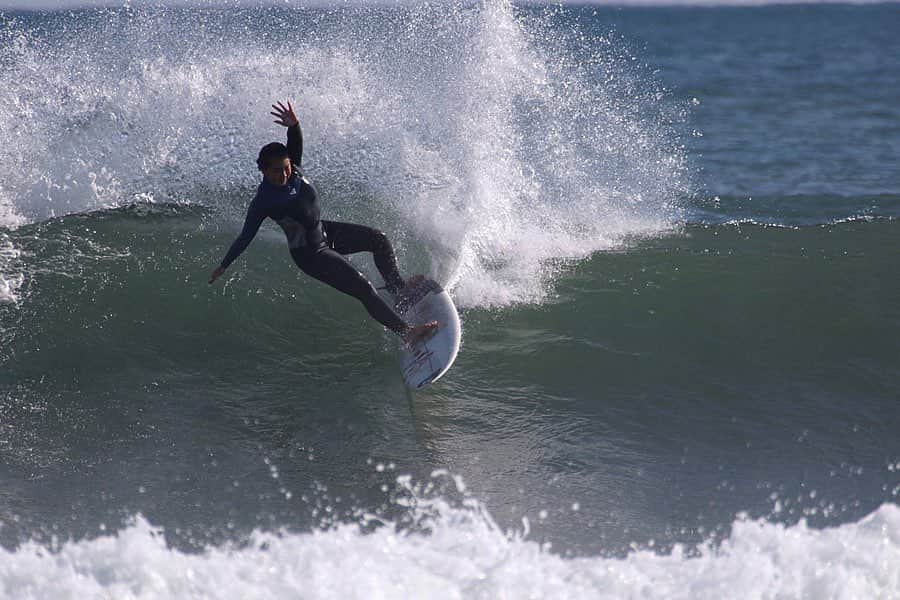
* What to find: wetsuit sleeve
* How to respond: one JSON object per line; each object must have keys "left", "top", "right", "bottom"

{"left": 219, "top": 198, "right": 266, "bottom": 269}
{"left": 287, "top": 122, "right": 303, "bottom": 168}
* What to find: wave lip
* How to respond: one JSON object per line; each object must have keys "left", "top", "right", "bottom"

{"left": 2, "top": 500, "right": 899, "bottom": 599}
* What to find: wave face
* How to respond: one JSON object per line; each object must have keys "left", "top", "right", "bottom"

{"left": 2, "top": 205, "right": 898, "bottom": 556}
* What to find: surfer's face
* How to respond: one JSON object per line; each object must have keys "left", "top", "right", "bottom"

{"left": 262, "top": 157, "right": 291, "bottom": 186}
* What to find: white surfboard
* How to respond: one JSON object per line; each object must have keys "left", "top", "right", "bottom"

{"left": 390, "top": 279, "right": 461, "bottom": 389}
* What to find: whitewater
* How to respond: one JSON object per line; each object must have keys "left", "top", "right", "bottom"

{"left": 3, "top": 491, "right": 900, "bottom": 599}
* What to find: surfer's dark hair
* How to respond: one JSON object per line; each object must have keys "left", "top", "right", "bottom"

{"left": 256, "top": 142, "right": 289, "bottom": 171}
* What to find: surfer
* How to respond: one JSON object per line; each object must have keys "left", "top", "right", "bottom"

{"left": 209, "top": 101, "right": 437, "bottom": 346}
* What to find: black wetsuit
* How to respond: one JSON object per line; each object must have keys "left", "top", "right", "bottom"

{"left": 219, "top": 123, "right": 409, "bottom": 335}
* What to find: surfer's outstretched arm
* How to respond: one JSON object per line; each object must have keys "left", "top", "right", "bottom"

{"left": 209, "top": 198, "right": 266, "bottom": 284}
{"left": 271, "top": 101, "right": 302, "bottom": 167}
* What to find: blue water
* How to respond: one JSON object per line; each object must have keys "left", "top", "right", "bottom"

{"left": 1, "top": 2, "right": 899, "bottom": 597}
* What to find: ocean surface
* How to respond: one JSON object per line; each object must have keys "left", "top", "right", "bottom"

{"left": 1, "top": 1, "right": 900, "bottom": 597}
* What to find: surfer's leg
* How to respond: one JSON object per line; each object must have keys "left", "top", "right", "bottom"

{"left": 322, "top": 221, "right": 406, "bottom": 294}
{"left": 291, "top": 247, "right": 408, "bottom": 336}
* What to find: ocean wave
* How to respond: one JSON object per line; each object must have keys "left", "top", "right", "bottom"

{"left": 1, "top": 483, "right": 898, "bottom": 600}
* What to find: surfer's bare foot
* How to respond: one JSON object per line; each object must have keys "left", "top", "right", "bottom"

{"left": 404, "top": 320, "right": 439, "bottom": 346}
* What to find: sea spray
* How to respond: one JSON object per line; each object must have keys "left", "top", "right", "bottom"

{"left": 0, "top": 2, "right": 689, "bottom": 309}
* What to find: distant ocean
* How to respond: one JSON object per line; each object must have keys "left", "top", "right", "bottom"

{"left": 1, "top": 2, "right": 899, "bottom": 597}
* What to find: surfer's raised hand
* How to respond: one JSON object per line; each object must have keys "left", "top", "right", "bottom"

{"left": 208, "top": 265, "right": 226, "bottom": 284}
{"left": 270, "top": 101, "right": 298, "bottom": 128}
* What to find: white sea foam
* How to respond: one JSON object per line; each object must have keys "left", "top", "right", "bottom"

{"left": 2, "top": 496, "right": 899, "bottom": 600}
